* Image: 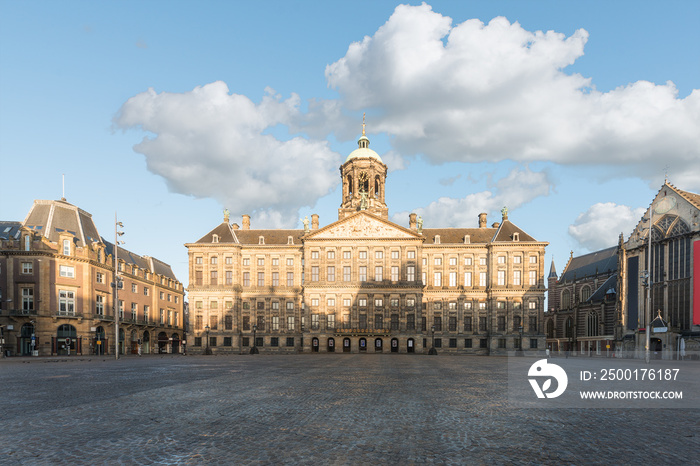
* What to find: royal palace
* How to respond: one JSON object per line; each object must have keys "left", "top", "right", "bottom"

{"left": 185, "top": 126, "right": 548, "bottom": 354}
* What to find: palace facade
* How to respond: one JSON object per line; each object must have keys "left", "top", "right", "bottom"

{"left": 186, "top": 128, "right": 549, "bottom": 354}
{"left": 0, "top": 199, "right": 185, "bottom": 356}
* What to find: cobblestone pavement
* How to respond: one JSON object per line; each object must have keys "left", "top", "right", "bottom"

{"left": 0, "top": 354, "right": 697, "bottom": 465}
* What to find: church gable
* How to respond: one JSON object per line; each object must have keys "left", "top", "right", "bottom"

{"left": 308, "top": 212, "right": 419, "bottom": 240}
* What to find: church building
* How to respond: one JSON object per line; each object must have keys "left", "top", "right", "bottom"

{"left": 185, "top": 125, "right": 549, "bottom": 354}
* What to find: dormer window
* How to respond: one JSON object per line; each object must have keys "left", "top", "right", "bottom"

{"left": 63, "top": 239, "right": 71, "bottom": 255}
{"left": 259, "top": 236, "right": 265, "bottom": 245}
{"left": 434, "top": 235, "right": 441, "bottom": 244}
{"left": 212, "top": 234, "right": 219, "bottom": 243}
{"left": 463, "top": 235, "right": 470, "bottom": 244}
{"left": 287, "top": 236, "right": 294, "bottom": 245}
{"left": 24, "top": 235, "right": 31, "bottom": 251}
{"left": 513, "top": 233, "right": 520, "bottom": 242}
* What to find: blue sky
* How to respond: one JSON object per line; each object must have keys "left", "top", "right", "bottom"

{"left": 1, "top": 0, "right": 699, "bottom": 290}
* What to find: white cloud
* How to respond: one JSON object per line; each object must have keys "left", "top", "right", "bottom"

{"left": 114, "top": 82, "right": 342, "bottom": 228}
{"left": 391, "top": 166, "right": 552, "bottom": 227}
{"left": 568, "top": 202, "right": 646, "bottom": 251}
{"left": 322, "top": 4, "right": 700, "bottom": 190}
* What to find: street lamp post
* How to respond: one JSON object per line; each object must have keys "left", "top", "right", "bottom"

{"left": 251, "top": 324, "right": 259, "bottom": 354}
{"left": 518, "top": 325, "right": 524, "bottom": 356}
{"left": 204, "top": 324, "right": 211, "bottom": 355}
{"left": 429, "top": 325, "right": 437, "bottom": 355}
{"left": 114, "top": 215, "right": 124, "bottom": 361}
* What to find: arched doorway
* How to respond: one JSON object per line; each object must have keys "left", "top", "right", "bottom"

{"left": 391, "top": 338, "right": 399, "bottom": 353}
{"left": 359, "top": 337, "right": 367, "bottom": 352}
{"left": 343, "top": 338, "right": 351, "bottom": 352}
{"left": 20, "top": 323, "right": 35, "bottom": 355}
{"left": 312, "top": 337, "right": 319, "bottom": 352}
{"left": 374, "top": 338, "right": 383, "bottom": 352}
{"left": 55, "top": 324, "right": 77, "bottom": 355}
{"left": 157, "top": 332, "right": 168, "bottom": 353}
{"left": 407, "top": 338, "right": 415, "bottom": 353}
{"left": 130, "top": 330, "right": 139, "bottom": 354}
{"left": 142, "top": 331, "right": 150, "bottom": 354}
{"left": 95, "top": 326, "right": 106, "bottom": 355}
{"left": 171, "top": 333, "right": 180, "bottom": 354}
{"left": 327, "top": 337, "right": 335, "bottom": 352}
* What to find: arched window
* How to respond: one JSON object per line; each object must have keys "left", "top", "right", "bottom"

{"left": 57, "top": 324, "right": 77, "bottom": 338}
{"left": 546, "top": 319, "right": 555, "bottom": 338}
{"left": 562, "top": 289, "right": 571, "bottom": 309}
{"left": 374, "top": 176, "right": 380, "bottom": 199}
{"left": 565, "top": 317, "right": 574, "bottom": 338}
{"left": 580, "top": 286, "right": 591, "bottom": 303}
{"left": 587, "top": 312, "right": 599, "bottom": 337}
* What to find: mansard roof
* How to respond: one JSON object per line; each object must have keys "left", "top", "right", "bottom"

{"left": 22, "top": 199, "right": 103, "bottom": 247}
{"left": 560, "top": 246, "right": 617, "bottom": 282}
{"left": 194, "top": 222, "right": 239, "bottom": 244}
{"left": 0, "top": 221, "right": 22, "bottom": 240}
{"left": 103, "top": 240, "right": 179, "bottom": 281}
{"left": 422, "top": 228, "right": 496, "bottom": 244}
{"left": 491, "top": 219, "right": 538, "bottom": 243}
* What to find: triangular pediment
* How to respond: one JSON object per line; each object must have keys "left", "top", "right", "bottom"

{"left": 308, "top": 212, "right": 420, "bottom": 240}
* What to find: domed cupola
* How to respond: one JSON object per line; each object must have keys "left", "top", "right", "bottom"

{"left": 338, "top": 114, "right": 388, "bottom": 220}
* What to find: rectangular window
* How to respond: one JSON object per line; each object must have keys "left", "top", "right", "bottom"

{"left": 287, "top": 272, "right": 294, "bottom": 287}
{"left": 375, "top": 266, "right": 383, "bottom": 281}
{"left": 498, "top": 270, "right": 505, "bottom": 286}
{"left": 327, "top": 266, "right": 335, "bottom": 282}
{"left": 529, "top": 316, "right": 537, "bottom": 333}
{"left": 287, "top": 258, "right": 294, "bottom": 266}
{"left": 433, "top": 316, "right": 442, "bottom": 331}
{"left": 497, "top": 255, "right": 506, "bottom": 264}
{"left": 449, "top": 272, "right": 457, "bottom": 287}
{"left": 257, "top": 272, "right": 265, "bottom": 287}
{"left": 498, "top": 338, "right": 507, "bottom": 349}
{"left": 210, "top": 270, "right": 218, "bottom": 286}
{"left": 287, "top": 316, "right": 295, "bottom": 331}
{"left": 286, "top": 301, "right": 294, "bottom": 311}
{"left": 465, "top": 257, "right": 473, "bottom": 266}
{"left": 480, "top": 338, "right": 488, "bottom": 348}
{"left": 530, "top": 255, "right": 537, "bottom": 264}
{"left": 226, "top": 271, "right": 233, "bottom": 285}
{"left": 243, "top": 316, "right": 250, "bottom": 331}
{"left": 374, "top": 314, "right": 383, "bottom": 329}
{"left": 391, "top": 298, "right": 399, "bottom": 308}
{"left": 343, "top": 266, "right": 351, "bottom": 282}
{"left": 327, "top": 314, "right": 335, "bottom": 329}
{"left": 479, "top": 317, "right": 487, "bottom": 331}
{"left": 63, "top": 239, "right": 71, "bottom": 255}
{"left": 241, "top": 337, "right": 249, "bottom": 347}
{"left": 479, "top": 272, "right": 487, "bottom": 287}
{"left": 359, "top": 250, "right": 367, "bottom": 260}
{"left": 359, "top": 298, "right": 367, "bottom": 307}
{"left": 257, "top": 257, "right": 265, "bottom": 266}
{"left": 270, "top": 337, "right": 279, "bottom": 347}
{"left": 498, "top": 316, "right": 506, "bottom": 331}
{"left": 59, "top": 265, "right": 75, "bottom": 278}
{"left": 272, "top": 316, "right": 279, "bottom": 331}
{"left": 58, "top": 290, "right": 75, "bottom": 316}
{"left": 449, "top": 338, "right": 457, "bottom": 348}
{"left": 359, "top": 314, "right": 367, "bottom": 329}
{"left": 514, "top": 255, "right": 522, "bottom": 264}
{"left": 375, "top": 298, "right": 383, "bottom": 308}
{"left": 311, "top": 314, "right": 320, "bottom": 330}
{"left": 195, "top": 270, "right": 203, "bottom": 286}
{"left": 433, "top": 272, "right": 442, "bottom": 287}
{"left": 359, "top": 266, "right": 367, "bottom": 282}
{"left": 530, "top": 339, "right": 538, "bottom": 349}
{"left": 225, "top": 314, "right": 233, "bottom": 330}
{"left": 223, "top": 337, "right": 232, "bottom": 347}
{"left": 272, "top": 272, "right": 279, "bottom": 286}
{"left": 194, "top": 337, "right": 202, "bottom": 347}
{"left": 513, "top": 270, "right": 521, "bottom": 286}
{"left": 96, "top": 272, "right": 104, "bottom": 283}
{"left": 464, "top": 272, "right": 472, "bottom": 287}
{"left": 22, "top": 288, "right": 34, "bottom": 311}
{"left": 209, "top": 337, "right": 217, "bottom": 347}
{"left": 406, "top": 314, "right": 415, "bottom": 330}
{"left": 225, "top": 256, "right": 233, "bottom": 265}
{"left": 407, "top": 265, "right": 415, "bottom": 282}
{"left": 272, "top": 257, "right": 279, "bottom": 266}
{"left": 465, "top": 339, "right": 473, "bottom": 348}
{"left": 449, "top": 316, "right": 457, "bottom": 331}
{"left": 529, "top": 271, "right": 537, "bottom": 286}
{"left": 464, "top": 316, "right": 472, "bottom": 332}
{"left": 95, "top": 294, "right": 104, "bottom": 315}
{"left": 286, "top": 337, "right": 295, "bottom": 347}
{"left": 312, "top": 266, "right": 319, "bottom": 281}
{"left": 479, "top": 257, "right": 487, "bottom": 266}
{"left": 311, "top": 251, "right": 319, "bottom": 259}
{"left": 243, "top": 272, "right": 250, "bottom": 287}
{"left": 343, "top": 250, "right": 352, "bottom": 259}
{"left": 391, "top": 266, "right": 399, "bottom": 281}
{"left": 375, "top": 250, "right": 384, "bottom": 259}
{"left": 257, "top": 315, "right": 265, "bottom": 331}
{"left": 131, "top": 303, "right": 137, "bottom": 320}
{"left": 327, "top": 250, "right": 335, "bottom": 259}
{"left": 390, "top": 314, "right": 399, "bottom": 330}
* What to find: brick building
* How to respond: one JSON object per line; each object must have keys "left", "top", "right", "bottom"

{"left": 0, "top": 199, "right": 185, "bottom": 356}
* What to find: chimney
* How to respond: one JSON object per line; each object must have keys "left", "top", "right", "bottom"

{"left": 232, "top": 223, "right": 239, "bottom": 230}
{"left": 311, "top": 214, "right": 319, "bottom": 230}
{"left": 478, "top": 213, "right": 487, "bottom": 228}
{"left": 492, "top": 222, "right": 500, "bottom": 228}
{"left": 242, "top": 214, "right": 250, "bottom": 230}
{"left": 409, "top": 213, "right": 417, "bottom": 229}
